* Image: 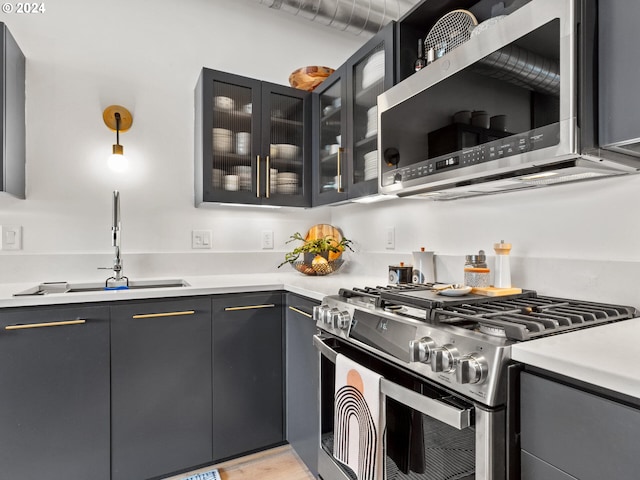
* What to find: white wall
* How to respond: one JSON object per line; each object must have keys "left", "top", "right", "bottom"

{"left": 0, "top": 0, "right": 365, "bottom": 261}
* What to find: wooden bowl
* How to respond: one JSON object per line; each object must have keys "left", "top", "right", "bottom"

{"left": 289, "top": 66, "right": 335, "bottom": 92}
{"left": 305, "top": 224, "right": 344, "bottom": 262}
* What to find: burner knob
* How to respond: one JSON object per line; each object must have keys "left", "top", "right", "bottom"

{"left": 430, "top": 345, "right": 459, "bottom": 373}
{"left": 312, "top": 305, "right": 327, "bottom": 322}
{"left": 313, "top": 305, "right": 332, "bottom": 324}
{"left": 456, "top": 354, "right": 488, "bottom": 385}
{"left": 333, "top": 310, "right": 351, "bottom": 330}
{"left": 409, "top": 337, "right": 436, "bottom": 363}
{"left": 327, "top": 308, "right": 340, "bottom": 326}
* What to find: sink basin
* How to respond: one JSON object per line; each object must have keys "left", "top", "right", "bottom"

{"left": 14, "top": 279, "right": 190, "bottom": 296}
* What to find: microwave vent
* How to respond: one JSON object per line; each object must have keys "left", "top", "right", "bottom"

{"left": 604, "top": 140, "right": 640, "bottom": 158}
{"left": 519, "top": 171, "right": 613, "bottom": 185}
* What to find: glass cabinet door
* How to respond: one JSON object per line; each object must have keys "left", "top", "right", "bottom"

{"left": 262, "top": 84, "right": 310, "bottom": 206}
{"left": 313, "top": 66, "right": 348, "bottom": 205}
{"left": 198, "top": 70, "right": 262, "bottom": 205}
{"left": 346, "top": 22, "right": 395, "bottom": 199}
{"left": 212, "top": 79, "right": 260, "bottom": 202}
{"left": 196, "top": 69, "right": 311, "bottom": 207}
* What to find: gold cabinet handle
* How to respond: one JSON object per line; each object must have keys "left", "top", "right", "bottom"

{"left": 266, "top": 155, "right": 270, "bottom": 198}
{"left": 337, "top": 148, "right": 344, "bottom": 193}
{"left": 132, "top": 310, "right": 195, "bottom": 319}
{"left": 288, "top": 306, "right": 312, "bottom": 318}
{"left": 224, "top": 304, "right": 275, "bottom": 312}
{"left": 5, "top": 319, "right": 86, "bottom": 330}
{"left": 256, "top": 155, "right": 261, "bottom": 198}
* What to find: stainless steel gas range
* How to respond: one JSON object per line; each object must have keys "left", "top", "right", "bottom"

{"left": 313, "top": 284, "right": 638, "bottom": 480}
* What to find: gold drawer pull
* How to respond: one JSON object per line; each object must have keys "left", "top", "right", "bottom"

{"left": 132, "top": 310, "right": 195, "bottom": 319}
{"left": 5, "top": 319, "right": 86, "bottom": 330}
{"left": 288, "top": 306, "right": 312, "bottom": 318}
{"left": 224, "top": 304, "right": 275, "bottom": 312}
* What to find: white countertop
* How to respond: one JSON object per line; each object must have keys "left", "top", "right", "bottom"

{"left": 0, "top": 272, "right": 388, "bottom": 308}
{"left": 512, "top": 317, "right": 640, "bottom": 398}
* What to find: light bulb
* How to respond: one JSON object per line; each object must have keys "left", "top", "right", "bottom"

{"left": 108, "top": 153, "right": 128, "bottom": 172}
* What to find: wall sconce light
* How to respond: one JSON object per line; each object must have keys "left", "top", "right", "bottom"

{"left": 103, "top": 105, "right": 133, "bottom": 172}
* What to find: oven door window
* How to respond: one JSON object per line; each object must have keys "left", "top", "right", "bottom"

{"left": 385, "top": 396, "right": 475, "bottom": 480}
{"left": 320, "top": 342, "right": 476, "bottom": 480}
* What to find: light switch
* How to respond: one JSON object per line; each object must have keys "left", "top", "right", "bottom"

{"left": 385, "top": 227, "right": 395, "bottom": 250}
{"left": 192, "top": 230, "right": 212, "bottom": 249}
{"left": 1, "top": 225, "right": 22, "bottom": 250}
{"left": 262, "top": 230, "right": 274, "bottom": 249}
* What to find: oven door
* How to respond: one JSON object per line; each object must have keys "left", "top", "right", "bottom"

{"left": 314, "top": 335, "right": 506, "bottom": 480}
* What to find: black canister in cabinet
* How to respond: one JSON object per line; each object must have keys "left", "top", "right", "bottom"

{"left": 389, "top": 262, "right": 412, "bottom": 284}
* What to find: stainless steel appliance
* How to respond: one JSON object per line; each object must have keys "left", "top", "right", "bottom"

{"left": 314, "top": 284, "right": 637, "bottom": 479}
{"left": 378, "top": 0, "right": 640, "bottom": 200}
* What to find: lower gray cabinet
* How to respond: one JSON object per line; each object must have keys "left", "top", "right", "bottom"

{"left": 521, "top": 371, "right": 640, "bottom": 480}
{"left": 111, "top": 297, "right": 213, "bottom": 480}
{"left": 212, "top": 292, "right": 284, "bottom": 460}
{"left": 285, "top": 293, "right": 320, "bottom": 477}
{"left": 0, "top": 305, "right": 110, "bottom": 480}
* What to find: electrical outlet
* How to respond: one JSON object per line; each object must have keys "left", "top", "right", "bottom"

{"left": 385, "top": 226, "right": 395, "bottom": 250}
{"left": 262, "top": 230, "right": 274, "bottom": 249}
{"left": 1, "top": 225, "right": 22, "bottom": 250}
{"left": 191, "top": 230, "right": 212, "bottom": 249}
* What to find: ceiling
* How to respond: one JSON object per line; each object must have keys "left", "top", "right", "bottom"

{"left": 254, "top": 0, "right": 421, "bottom": 35}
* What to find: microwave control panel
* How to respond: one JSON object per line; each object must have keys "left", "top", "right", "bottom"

{"left": 382, "top": 124, "right": 560, "bottom": 187}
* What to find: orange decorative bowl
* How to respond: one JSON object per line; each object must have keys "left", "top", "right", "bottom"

{"left": 289, "top": 66, "right": 335, "bottom": 92}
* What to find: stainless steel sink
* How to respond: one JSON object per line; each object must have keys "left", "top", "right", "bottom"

{"left": 14, "top": 279, "right": 190, "bottom": 296}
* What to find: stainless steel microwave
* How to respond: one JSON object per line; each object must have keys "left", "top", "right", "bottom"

{"left": 378, "top": 0, "right": 640, "bottom": 200}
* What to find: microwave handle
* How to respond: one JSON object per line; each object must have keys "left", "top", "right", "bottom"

{"left": 314, "top": 335, "right": 472, "bottom": 430}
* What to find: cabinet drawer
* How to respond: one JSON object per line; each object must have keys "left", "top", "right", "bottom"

{"left": 521, "top": 372, "right": 640, "bottom": 480}
{"left": 0, "top": 305, "right": 110, "bottom": 480}
{"left": 286, "top": 294, "right": 318, "bottom": 320}
{"left": 212, "top": 291, "right": 284, "bottom": 460}
{"left": 0, "top": 303, "right": 106, "bottom": 329}
{"left": 111, "top": 297, "right": 213, "bottom": 480}
{"left": 285, "top": 293, "right": 320, "bottom": 476}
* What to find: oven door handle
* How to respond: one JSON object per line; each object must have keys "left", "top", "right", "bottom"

{"left": 314, "top": 335, "right": 472, "bottom": 430}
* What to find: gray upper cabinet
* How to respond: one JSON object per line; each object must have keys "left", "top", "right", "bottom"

{"left": 195, "top": 68, "right": 312, "bottom": 207}
{"left": 345, "top": 22, "right": 395, "bottom": 200}
{"left": 110, "top": 297, "right": 213, "bottom": 480}
{"left": 313, "top": 65, "right": 348, "bottom": 205}
{"left": 0, "top": 305, "right": 110, "bottom": 480}
{"left": 312, "top": 22, "right": 395, "bottom": 205}
{"left": 0, "top": 22, "right": 25, "bottom": 198}
{"left": 599, "top": 0, "right": 640, "bottom": 156}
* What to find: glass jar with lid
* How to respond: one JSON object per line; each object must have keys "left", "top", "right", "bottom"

{"left": 464, "top": 250, "right": 490, "bottom": 288}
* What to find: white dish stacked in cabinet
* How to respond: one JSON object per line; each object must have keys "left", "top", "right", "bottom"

{"left": 363, "top": 151, "right": 378, "bottom": 181}
{"left": 276, "top": 172, "right": 299, "bottom": 195}
{"left": 212, "top": 128, "right": 233, "bottom": 153}
{"left": 361, "top": 50, "right": 384, "bottom": 89}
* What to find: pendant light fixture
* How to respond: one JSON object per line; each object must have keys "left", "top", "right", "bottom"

{"left": 103, "top": 105, "right": 133, "bottom": 172}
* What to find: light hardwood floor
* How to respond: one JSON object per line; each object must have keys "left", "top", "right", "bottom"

{"left": 165, "top": 445, "right": 315, "bottom": 480}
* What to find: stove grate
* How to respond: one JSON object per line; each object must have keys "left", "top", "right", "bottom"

{"left": 433, "top": 296, "right": 636, "bottom": 341}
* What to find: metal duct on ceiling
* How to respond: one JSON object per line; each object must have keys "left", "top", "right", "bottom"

{"left": 257, "top": 0, "right": 418, "bottom": 35}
